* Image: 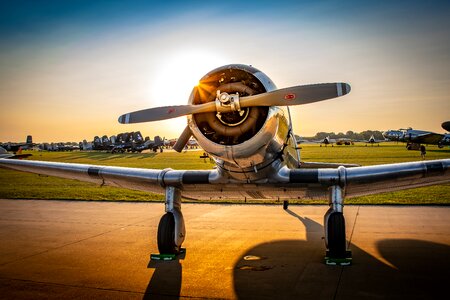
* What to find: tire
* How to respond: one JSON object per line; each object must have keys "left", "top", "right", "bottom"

{"left": 327, "top": 212, "right": 346, "bottom": 257}
{"left": 283, "top": 200, "right": 289, "bottom": 210}
{"left": 157, "top": 212, "right": 177, "bottom": 254}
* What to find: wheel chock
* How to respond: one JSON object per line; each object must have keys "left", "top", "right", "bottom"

{"left": 324, "top": 250, "right": 352, "bottom": 266}
{"left": 150, "top": 248, "right": 186, "bottom": 261}
{"left": 150, "top": 253, "right": 177, "bottom": 261}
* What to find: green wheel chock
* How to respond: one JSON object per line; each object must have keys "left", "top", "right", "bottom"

{"left": 324, "top": 250, "right": 352, "bottom": 266}
{"left": 150, "top": 253, "right": 177, "bottom": 261}
{"left": 150, "top": 248, "right": 186, "bottom": 261}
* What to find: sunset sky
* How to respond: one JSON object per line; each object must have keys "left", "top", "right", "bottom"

{"left": 1, "top": 0, "right": 449, "bottom": 142}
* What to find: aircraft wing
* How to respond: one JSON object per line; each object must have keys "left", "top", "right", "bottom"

{"left": 414, "top": 132, "right": 444, "bottom": 144}
{"left": 1, "top": 158, "right": 449, "bottom": 200}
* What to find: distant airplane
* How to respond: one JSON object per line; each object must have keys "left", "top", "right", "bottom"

{"left": 0, "top": 135, "right": 34, "bottom": 153}
{"left": 1, "top": 64, "right": 449, "bottom": 264}
{"left": 294, "top": 135, "right": 309, "bottom": 144}
{"left": 112, "top": 132, "right": 164, "bottom": 153}
{"left": 81, "top": 132, "right": 164, "bottom": 153}
{"left": 0, "top": 146, "right": 32, "bottom": 159}
{"left": 92, "top": 135, "right": 113, "bottom": 151}
{"left": 313, "top": 136, "right": 353, "bottom": 146}
{"left": 39, "top": 142, "right": 79, "bottom": 152}
{"left": 186, "top": 138, "right": 199, "bottom": 149}
{"left": 315, "top": 136, "right": 335, "bottom": 147}
{"left": 383, "top": 127, "right": 450, "bottom": 150}
{"left": 361, "top": 135, "right": 384, "bottom": 146}
{"left": 80, "top": 139, "right": 93, "bottom": 151}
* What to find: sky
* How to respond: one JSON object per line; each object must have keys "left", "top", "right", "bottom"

{"left": 1, "top": 0, "right": 449, "bottom": 142}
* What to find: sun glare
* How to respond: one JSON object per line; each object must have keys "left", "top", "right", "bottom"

{"left": 151, "top": 49, "right": 227, "bottom": 105}
{"left": 149, "top": 49, "right": 227, "bottom": 137}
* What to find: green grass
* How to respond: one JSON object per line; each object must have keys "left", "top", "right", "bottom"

{"left": 0, "top": 143, "right": 449, "bottom": 204}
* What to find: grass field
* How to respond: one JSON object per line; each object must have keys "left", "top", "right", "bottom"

{"left": 0, "top": 143, "right": 449, "bottom": 205}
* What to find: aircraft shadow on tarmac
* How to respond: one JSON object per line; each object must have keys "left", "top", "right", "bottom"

{"left": 143, "top": 209, "right": 450, "bottom": 299}
{"left": 144, "top": 251, "right": 184, "bottom": 299}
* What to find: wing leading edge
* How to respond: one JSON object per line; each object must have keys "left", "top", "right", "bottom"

{"left": 0, "top": 158, "right": 449, "bottom": 200}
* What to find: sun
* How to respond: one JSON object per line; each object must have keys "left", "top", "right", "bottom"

{"left": 151, "top": 49, "right": 227, "bottom": 106}
{"left": 149, "top": 49, "right": 228, "bottom": 137}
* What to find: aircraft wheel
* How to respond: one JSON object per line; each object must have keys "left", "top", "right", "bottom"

{"left": 157, "top": 212, "right": 177, "bottom": 254}
{"left": 283, "top": 200, "right": 289, "bottom": 210}
{"left": 327, "top": 212, "right": 346, "bottom": 257}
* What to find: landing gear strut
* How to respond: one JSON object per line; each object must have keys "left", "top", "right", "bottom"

{"left": 324, "top": 185, "right": 351, "bottom": 265}
{"left": 157, "top": 186, "right": 185, "bottom": 254}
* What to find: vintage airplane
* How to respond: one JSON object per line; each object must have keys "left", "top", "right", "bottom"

{"left": 91, "top": 135, "right": 113, "bottom": 151}
{"left": 0, "top": 146, "right": 32, "bottom": 159}
{"left": 383, "top": 128, "right": 450, "bottom": 150}
{"left": 315, "top": 136, "right": 335, "bottom": 147}
{"left": 0, "top": 64, "right": 449, "bottom": 262}
{"left": 39, "top": 142, "right": 79, "bottom": 151}
{"left": 113, "top": 133, "right": 164, "bottom": 153}
{"left": 314, "top": 136, "right": 353, "bottom": 146}
{"left": 294, "top": 134, "right": 309, "bottom": 144}
{"left": 0, "top": 135, "right": 34, "bottom": 153}
{"left": 362, "top": 134, "right": 384, "bottom": 146}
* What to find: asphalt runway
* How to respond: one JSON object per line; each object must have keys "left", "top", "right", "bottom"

{"left": 0, "top": 199, "right": 449, "bottom": 299}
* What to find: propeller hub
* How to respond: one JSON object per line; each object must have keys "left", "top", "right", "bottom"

{"left": 215, "top": 90, "right": 242, "bottom": 113}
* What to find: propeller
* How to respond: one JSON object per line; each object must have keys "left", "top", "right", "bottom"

{"left": 118, "top": 83, "right": 350, "bottom": 124}
{"left": 172, "top": 125, "right": 193, "bottom": 152}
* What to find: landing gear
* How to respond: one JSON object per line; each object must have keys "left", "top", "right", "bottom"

{"left": 326, "top": 212, "right": 346, "bottom": 257}
{"left": 157, "top": 212, "right": 177, "bottom": 254}
{"left": 406, "top": 143, "right": 420, "bottom": 151}
{"left": 324, "top": 185, "right": 351, "bottom": 265}
{"left": 157, "top": 186, "right": 185, "bottom": 254}
{"left": 283, "top": 200, "right": 289, "bottom": 210}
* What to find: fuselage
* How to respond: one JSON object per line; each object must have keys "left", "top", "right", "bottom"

{"left": 383, "top": 129, "right": 448, "bottom": 146}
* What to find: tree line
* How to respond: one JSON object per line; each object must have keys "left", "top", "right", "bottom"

{"left": 304, "top": 130, "right": 385, "bottom": 141}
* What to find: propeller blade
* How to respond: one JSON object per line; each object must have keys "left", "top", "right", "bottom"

{"left": 118, "top": 102, "right": 216, "bottom": 124}
{"left": 118, "top": 83, "right": 350, "bottom": 124}
{"left": 239, "top": 83, "right": 350, "bottom": 108}
{"left": 173, "top": 125, "right": 193, "bottom": 153}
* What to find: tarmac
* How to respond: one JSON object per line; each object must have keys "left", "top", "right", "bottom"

{"left": 0, "top": 199, "right": 449, "bottom": 299}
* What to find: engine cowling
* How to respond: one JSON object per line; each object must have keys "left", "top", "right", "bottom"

{"left": 187, "top": 64, "right": 290, "bottom": 179}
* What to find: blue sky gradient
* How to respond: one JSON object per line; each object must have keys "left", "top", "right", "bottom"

{"left": 1, "top": 0, "right": 449, "bottom": 141}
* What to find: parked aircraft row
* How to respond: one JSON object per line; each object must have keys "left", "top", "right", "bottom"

{"left": 80, "top": 131, "right": 164, "bottom": 153}
{"left": 39, "top": 142, "right": 80, "bottom": 152}
{"left": 0, "top": 132, "right": 200, "bottom": 155}
{"left": 296, "top": 135, "right": 385, "bottom": 147}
